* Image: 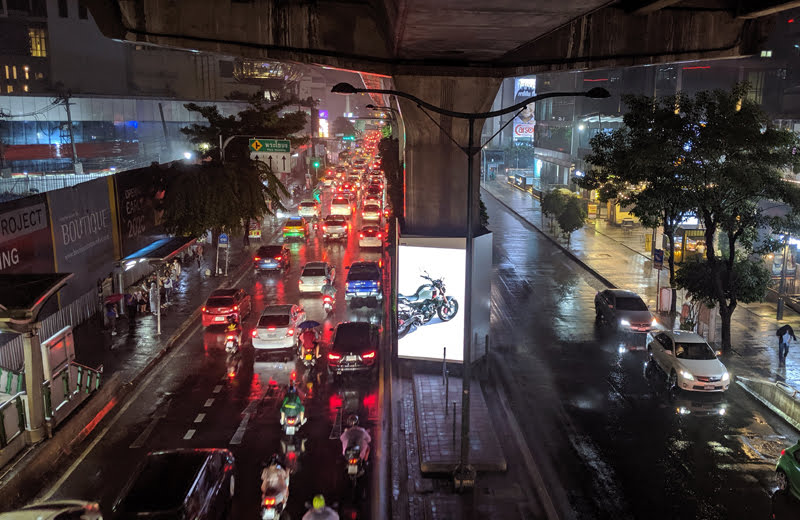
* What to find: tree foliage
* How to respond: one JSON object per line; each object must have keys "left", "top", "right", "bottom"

{"left": 332, "top": 116, "right": 357, "bottom": 138}
{"left": 378, "top": 137, "right": 403, "bottom": 227}
{"left": 557, "top": 197, "right": 587, "bottom": 247}
{"left": 503, "top": 142, "right": 536, "bottom": 169}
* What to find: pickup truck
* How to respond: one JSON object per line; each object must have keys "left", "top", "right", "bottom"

{"left": 345, "top": 261, "right": 383, "bottom": 308}
{"left": 322, "top": 214, "right": 349, "bottom": 240}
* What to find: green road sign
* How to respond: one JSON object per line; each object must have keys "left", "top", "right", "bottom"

{"left": 249, "top": 138, "right": 290, "bottom": 153}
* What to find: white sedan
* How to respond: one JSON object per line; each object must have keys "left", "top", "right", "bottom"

{"left": 298, "top": 261, "right": 335, "bottom": 293}
{"left": 251, "top": 304, "right": 306, "bottom": 351}
{"left": 358, "top": 225, "right": 384, "bottom": 248}
{"left": 647, "top": 330, "right": 730, "bottom": 392}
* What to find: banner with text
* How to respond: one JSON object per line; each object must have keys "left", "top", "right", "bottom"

{"left": 114, "top": 166, "right": 166, "bottom": 258}
{"left": 47, "top": 178, "right": 116, "bottom": 302}
{"left": 513, "top": 77, "right": 536, "bottom": 142}
{"left": 0, "top": 194, "right": 55, "bottom": 274}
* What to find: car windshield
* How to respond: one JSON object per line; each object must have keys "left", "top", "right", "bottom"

{"left": 348, "top": 266, "right": 379, "bottom": 280}
{"left": 302, "top": 268, "right": 326, "bottom": 277}
{"left": 332, "top": 199, "right": 349, "bottom": 205}
{"left": 300, "top": 202, "right": 316, "bottom": 207}
{"left": 206, "top": 297, "right": 234, "bottom": 307}
{"left": 258, "top": 314, "right": 290, "bottom": 327}
{"left": 257, "top": 247, "right": 282, "bottom": 257}
{"left": 615, "top": 297, "right": 648, "bottom": 311}
{"left": 285, "top": 220, "right": 303, "bottom": 226}
{"left": 674, "top": 342, "right": 717, "bottom": 360}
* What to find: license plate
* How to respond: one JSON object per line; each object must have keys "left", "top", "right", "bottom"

{"left": 345, "top": 355, "right": 357, "bottom": 362}
{"left": 704, "top": 385, "right": 715, "bottom": 390}
{"left": 263, "top": 508, "right": 276, "bottom": 520}
{"left": 267, "top": 334, "right": 278, "bottom": 339}
{"left": 347, "top": 464, "right": 358, "bottom": 475}
{"left": 286, "top": 426, "right": 295, "bottom": 435}
{"left": 214, "top": 316, "right": 224, "bottom": 322}
{"left": 305, "top": 354, "right": 312, "bottom": 360}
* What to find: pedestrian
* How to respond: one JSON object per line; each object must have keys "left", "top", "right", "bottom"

{"left": 124, "top": 292, "right": 137, "bottom": 322}
{"left": 172, "top": 258, "right": 181, "bottom": 280}
{"left": 136, "top": 289, "right": 147, "bottom": 314}
{"left": 105, "top": 303, "right": 118, "bottom": 336}
{"left": 196, "top": 244, "right": 204, "bottom": 270}
{"left": 163, "top": 275, "right": 173, "bottom": 305}
{"left": 777, "top": 324, "right": 797, "bottom": 366}
{"left": 149, "top": 282, "right": 159, "bottom": 314}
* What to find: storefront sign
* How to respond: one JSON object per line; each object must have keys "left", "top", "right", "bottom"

{"left": 0, "top": 194, "right": 55, "bottom": 274}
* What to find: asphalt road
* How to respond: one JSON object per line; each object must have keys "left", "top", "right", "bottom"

{"left": 484, "top": 194, "right": 800, "bottom": 520}
{"left": 36, "top": 185, "right": 385, "bottom": 519}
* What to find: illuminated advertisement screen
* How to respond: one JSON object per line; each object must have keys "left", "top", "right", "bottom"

{"left": 398, "top": 237, "right": 465, "bottom": 362}
{"left": 513, "top": 77, "right": 536, "bottom": 141}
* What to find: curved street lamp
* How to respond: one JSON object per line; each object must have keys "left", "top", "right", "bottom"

{"left": 333, "top": 80, "right": 610, "bottom": 487}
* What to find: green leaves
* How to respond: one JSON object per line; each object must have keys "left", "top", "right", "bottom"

{"left": 675, "top": 257, "right": 771, "bottom": 307}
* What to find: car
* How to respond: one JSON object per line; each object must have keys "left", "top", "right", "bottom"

{"left": 253, "top": 244, "right": 290, "bottom": 272}
{"left": 298, "top": 200, "right": 320, "bottom": 219}
{"left": 359, "top": 225, "right": 384, "bottom": 248}
{"left": 201, "top": 288, "right": 251, "bottom": 327}
{"left": 113, "top": 449, "right": 235, "bottom": 520}
{"left": 368, "top": 177, "right": 384, "bottom": 190}
{"left": 322, "top": 214, "right": 349, "bottom": 240}
{"left": 322, "top": 175, "right": 336, "bottom": 188}
{"left": 327, "top": 322, "right": 380, "bottom": 380}
{"left": 594, "top": 289, "right": 655, "bottom": 331}
{"left": 334, "top": 166, "right": 347, "bottom": 179}
{"left": 337, "top": 182, "right": 355, "bottom": 194}
{"left": 0, "top": 501, "right": 102, "bottom": 520}
{"left": 363, "top": 194, "right": 382, "bottom": 208}
{"left": 299, "top": 261, "right": 335, "bottom": 293}
{"left": 330, "top": 196, "right": 353, "bottom": 217}
{"left": 251, "top": 304, "right": 306, "bottom": 351}
{"left": 345, "top": 261, "right": 383, "bottom": 307}
{"left": 365, "top": 185, "right": 383, "bottom": 199}
{"left": 347, "top": 174, "right": 362, "bottom": 188}
{"left": 776, "top": 439, "right": 800, "bottom": 500}
{"left": 282, "top": 217, "right": 309, "bottom": 240}
{"left": 647, "top": 330, "right": 730, "bottom": 392}
{"left": 362, "top": 203, "right": 382, "bottom": 221}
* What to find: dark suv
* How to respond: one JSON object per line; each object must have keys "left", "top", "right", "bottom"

{"left": 327, "top": 322, "right": 380, "bottom": 381}
{"left": 253, "top": 244, "right": 290, "bottom": 272}
{"left": 113, "top": 448, "right": 236, "bottom": 520}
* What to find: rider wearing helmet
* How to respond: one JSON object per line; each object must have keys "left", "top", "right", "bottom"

{"left": 280, "top": 384, "right": 306, "bottom": 426}
{"left": 302, "top": 494, "right": 339, "bottom": 520}
{"left": 225, "top": 314, "right": 239, "bottom": 332}
{"left": 300, "top": 326, "right": 319, "bottom": 359}
{"left": 260, "top": 453, "right": 290, "bottom": 498}
{"left": 339, "top": 414, "right": 371, "bottom": 461}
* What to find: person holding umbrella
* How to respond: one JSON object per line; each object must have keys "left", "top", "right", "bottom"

{"left": 777, "top": 324, "right": 797, "bottom": 366}
{"left": 298, "top": 320, "right": 321, "bottom": 365}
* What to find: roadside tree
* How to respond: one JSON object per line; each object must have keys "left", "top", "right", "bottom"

{"left": 557, "top": 196, "right": 587, "bottom": 248}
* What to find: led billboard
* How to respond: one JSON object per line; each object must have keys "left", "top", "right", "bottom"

{"left": 398, "top": 237, "right": 465, "bottom": 362}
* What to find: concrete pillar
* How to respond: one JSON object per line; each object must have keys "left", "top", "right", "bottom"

{"left": 22, "top": 328, "right": 46, "bottom": 444}
{"left": 393, "top": 75, "right": 502, "bottom": 235}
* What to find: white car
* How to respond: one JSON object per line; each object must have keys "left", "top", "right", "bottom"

{"left": 330, "top": 196, "right": 352, "bottom": 216}
{"left": 647, "top": 330, "right": 730, "bottom": 392}
{"left": 363, "top": 194, "right": 382, "bottom": 208}
{"left": 361, "top": 204, "right": 382, "bottom": 221}
{"left": 359, "top": 225, "right": 383, "bottom": 248}
{"left": 251, "top": 304, "right": 306, "bottom": 351}
{"left": 298, "top": 261, "right": 335, "bottom": 293}
{"left": 298, "top": 200, "right": 320, "bottom": 219}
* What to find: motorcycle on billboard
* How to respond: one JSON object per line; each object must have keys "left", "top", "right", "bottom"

{"left": 397, "top": 272, "right": 459, "bottom": 336}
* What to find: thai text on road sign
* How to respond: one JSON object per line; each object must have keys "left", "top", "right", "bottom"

{"left": 249, "top": 139, "right": 290, "bottom": 153}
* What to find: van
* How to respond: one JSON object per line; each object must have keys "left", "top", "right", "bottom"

{"left": 113, "top": 448, "right": 235, "bottom": 519}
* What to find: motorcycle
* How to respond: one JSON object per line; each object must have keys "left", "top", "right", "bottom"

{"left": 398, "top": 272, "right": 459, "bottom": 324}
{"left": 260, "top": 466, "right": 289, "bottom": 520}
{"left": 397, "top": 301, "right": 424, "bottom": 338}
{"left": 322, "top": 294, "right": 335, "bottom": 315}
{"left": 224, "top": 332, "right": 240, "bottom": 354}
{"left": 344, "top": 444, "right": 365, "bottom": 482}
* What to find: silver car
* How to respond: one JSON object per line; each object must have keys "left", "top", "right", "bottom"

{"left": 647, "top": 330, "right": 730, "bottom": 392}
{"left": 594, "top": 289, "right": 655, "bottom": 331}
{"left": 251, "top": 304, "right": 305, "bottom": 351}
{"left": 299, "top": 262, "right": 335, "bottom": 293}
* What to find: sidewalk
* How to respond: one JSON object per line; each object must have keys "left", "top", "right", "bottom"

{"left": 0, "top": 217, "right": 283, "bottom": 508}
{"left": 482, "top": 178, "right": 800, "bottom": 393}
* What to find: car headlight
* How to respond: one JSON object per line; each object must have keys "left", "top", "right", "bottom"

{"left": 721, "top": 371, "right": 730, "bottom": 382}
{"left": 651, "top": 318, "right": 658, "bottom": 327}
{"left": 619, "top": 319, "right": 631, "bottom": 327}
{"left": 680, "top": 370, "right": 694, "bottom": 381}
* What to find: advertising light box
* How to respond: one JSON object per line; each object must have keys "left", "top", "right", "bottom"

{"left": 398, "top": 237, "right": 465, "bottom": 362}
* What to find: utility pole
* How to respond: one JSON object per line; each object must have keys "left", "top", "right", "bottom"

{"left": 55, "top": 86, "right": 81, "bottom": 173}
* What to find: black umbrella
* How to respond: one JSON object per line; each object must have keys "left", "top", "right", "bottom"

{"left": 298, "top": 320, "right": 321, "bottom": 330}
{"left": 777, "top": 324, "right": 796, "bottom": 339}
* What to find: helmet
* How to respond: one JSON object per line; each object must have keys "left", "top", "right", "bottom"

{"left": 287, "top": 385, "right": 297, "bottom": 396}
{"left": 226, "top": 314, "right": 236, "bottom": 324}
{"left": 347, "top": 414, "right": 359, "bottom": 427}
{"left": 268, "top": 453, "right": 282, "bottom": 467}
{"left": 312, "top": 494, "right": 326, "bottom": 509}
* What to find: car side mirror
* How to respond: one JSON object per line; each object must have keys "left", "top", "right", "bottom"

{"left": 329, "top": 327, "right": 335, "bottom": 332}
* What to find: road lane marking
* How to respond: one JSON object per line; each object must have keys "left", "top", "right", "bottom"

{"left": 213, "top": 385, "right": 223, "bottom": 393}
{"left": 40, "top": 322, "right": 202, "bottom": 501}
{"left": 204, "top": 398, "right": 215, "bottom": 407}
{"left": 129, "top": 416, "right": 162, "bottom": 449}
{"left": 183, "top": 429, "right": 196, "bottom": 440}
{"left": 194, "top": 413, "right": 206, "bottom": 423}
{"left": 229, "top": 413, "right": 250, "bottom": 445}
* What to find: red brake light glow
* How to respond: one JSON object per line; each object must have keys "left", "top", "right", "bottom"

{"left": 201, "top": 306, "right": 206, "bottom": 312}
{"left": 264, "top": 497, "right": 276, "bottom": 506}
{"left": 359, "top": 233, "right": 364, "bottom": 238}
{"left": 233, "top": 305, "right": 238, "bottom": 311}
{"left": 254, "top": 256, "right": 261, "bottom": 261}
{"left": 362, "top": 351, "right": 376, "bottom": 359}
{"left": 251, "top": 329, "right": 258, "bottom": 337}
{"left": 287, "top": 328, "right": 295, "bottom": 336}
{"left": 328, "top": 352, "right": 342, "bottom": 361}
{"left": 782, "top": 449, "right": 786, "bottom": 455}
{"left": 275, "top": 255, "right": 281, "bottom": 260}
{"left": 268, "top": 326, "right": 276, "bottom": 331}
{"left": 349, "top": 458, "right": 358, "bottom": 464}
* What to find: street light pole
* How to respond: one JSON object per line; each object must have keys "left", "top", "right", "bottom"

{"left": 333, "top": 81, "right": 610, "bottom": 489}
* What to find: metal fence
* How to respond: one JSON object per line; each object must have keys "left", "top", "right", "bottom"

{"left": 0, "top": 172, "right": 113, "bottom": 200}
{"left": 0, "top": 289, "right": 98, "bottom": 371}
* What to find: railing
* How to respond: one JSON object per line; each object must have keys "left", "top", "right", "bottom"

{"left": 42, "top": 361, "right": 102, "bottom": 427}
{"left": 0, "top": 367, "right": 23, "bottom": 396}
{"left": 0, "top": 393, "right": 26, "bottom": 449}
{"left": 0, "top": 172, "right": 112, "bottom": 198}
{"left": 776, "top": 381, "right": 800, "bottom": 400}
{"left": 0, "top": 288, "right": 99, "bottom": 371}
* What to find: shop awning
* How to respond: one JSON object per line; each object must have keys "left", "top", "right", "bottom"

{"left": 121, "top": 237, "right": 196, "bottom": 265}
{"left": 0, "top": 273, "right": 74, "bottom": 332}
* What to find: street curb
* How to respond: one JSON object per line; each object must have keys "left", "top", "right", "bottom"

{"left": 481, "top": 187, "right": 617, "bottom": 290}
{"left": 0, "top": 247, "right": 255, "bottom": 511}
{"left": 736, "top": 376, "right": 800, "bottom": 433}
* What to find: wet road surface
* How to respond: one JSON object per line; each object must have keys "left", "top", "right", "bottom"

{"left": 37, "top": 186, "right": 385, "bottom": 519}
{"left": 484, "top": 194, "right": 800, "bottom": 520}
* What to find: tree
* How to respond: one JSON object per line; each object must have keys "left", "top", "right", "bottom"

{"left": 557, "top": 196, "right": 587, "bottom": 247}
{"left": 332, "top": 116, "right": 357, "bottom": 138}
{"left": 577, "top": 92, "right": 696, "bottom": 314}
{"left": 541, "top": 189, "right": 570, "bottom": 233}
{"left": 503, "top": 142, "right": 536, "bottom": 169}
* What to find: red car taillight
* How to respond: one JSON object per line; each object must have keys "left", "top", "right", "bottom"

{"left": 263, "top": 497, "right": 276, "bottom": 506}
{"left": 233, "top": 305, "right": 238, "bottom": 311}
{"left": 287, "top": 416, "right": 297, "bottom": 425}
{"left": 287, "top": 328, "right": 295, "bottom": 336}
{"left": 275, "top": 255, "right": 281, "bottom": 260}
{"left": 323, "top": 295, "right": 333, "bottom": 302}
{"left": 362, "top": 351, "right": 376, "bottom": 359}
{"left": 254, "top": 256, "right": 261, "bottom": 261}
{"left": 201, "top": 306, "right": 206, "bottom": 312}
{"left": 251, "top": 329, "right": 258, "bottom": 337}
{"left": 328, "top": 352, "right": 342, "bottom": 361}
{"left": 359, "top": 233, "right": 364, "bottom": 238}
{"left": 377, "top": 233, "right": 382, "bottom": 239}
{"left": 348, "top": 458, "right": 358, "bottom": 464}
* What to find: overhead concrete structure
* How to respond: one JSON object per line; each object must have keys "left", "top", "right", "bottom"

{"left": 82, "top": 0, "right": 796, "bottom": 234}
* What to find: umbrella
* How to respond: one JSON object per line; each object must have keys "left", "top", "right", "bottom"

{"left": 297, "top": 320, "right": 321, "bottom": 330}
{"left": 104, "top": 294, "right": 124, "bottom": 304}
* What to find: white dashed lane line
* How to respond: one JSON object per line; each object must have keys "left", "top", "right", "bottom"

{"left": 184, "top": 429, "right": 196, "bottom": 440}
{"left": 213, "top": 385, "right": 222, "bottom": 394}
{"left": 204, "top": 398, "right": 215, "bottom": 407}
{"left": 194, "top": 413, "right": 206, "bottom": 423}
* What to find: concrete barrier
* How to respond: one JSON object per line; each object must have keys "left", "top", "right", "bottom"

{"left": 736, "top": 376, "right": 800, "bottom": 432}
